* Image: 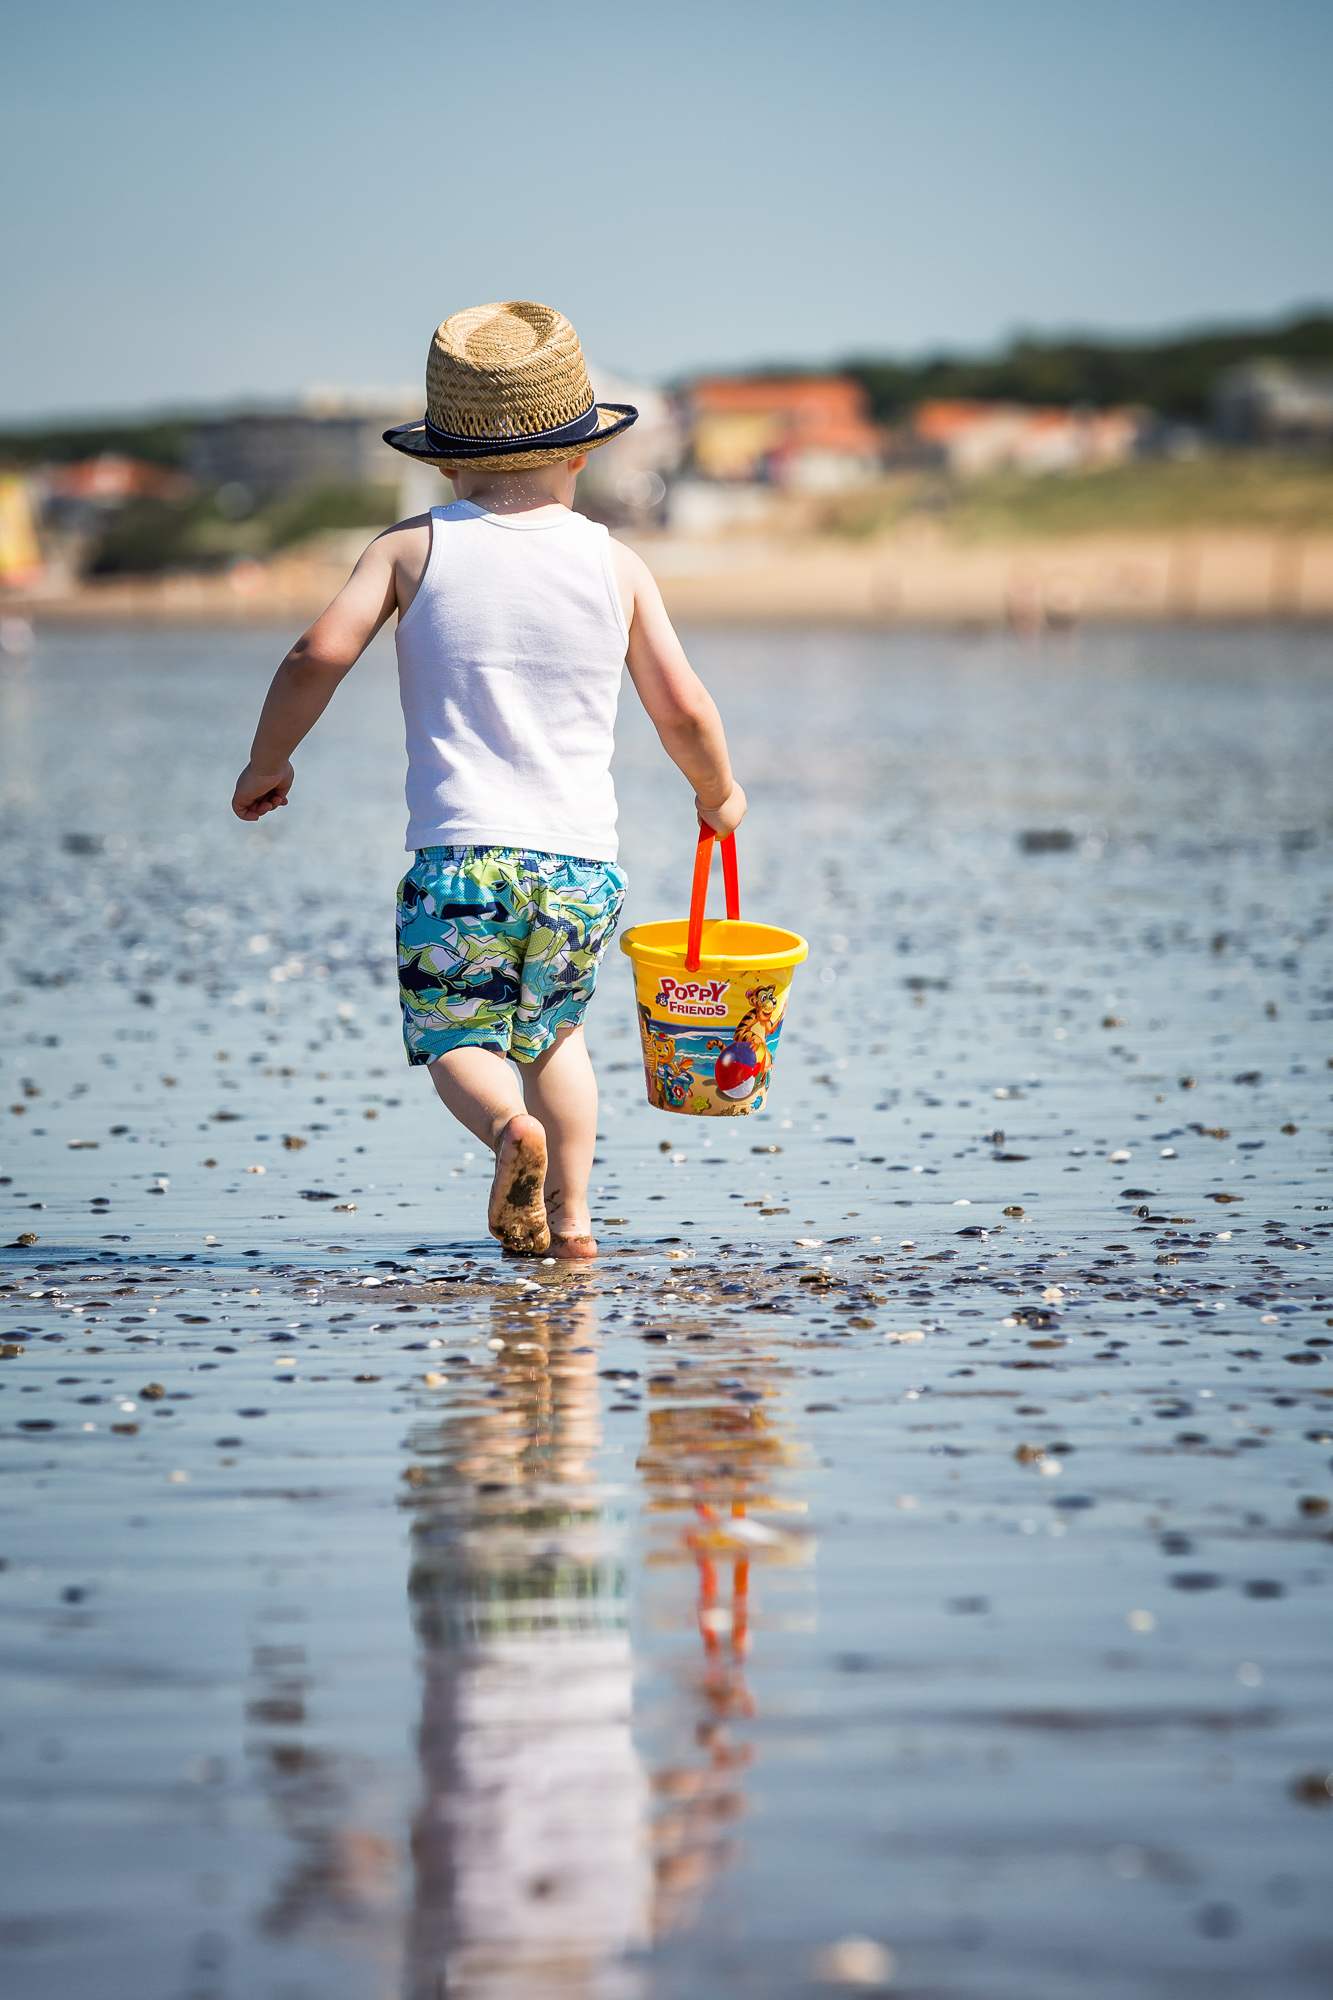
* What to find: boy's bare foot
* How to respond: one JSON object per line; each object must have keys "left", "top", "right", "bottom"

{"left": 488, "top": 1114, "right": 550, "bottom": 1255}
{"left": 544, "top": 1189, "right": 596, "bottom": 1260}
{"left": 550, "top": 1232, "right": 597, "bottom": 1260}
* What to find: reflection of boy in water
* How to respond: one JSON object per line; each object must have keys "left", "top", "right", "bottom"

{"left": 404, "top": 1295, "right": 650, "bottom": 1999}
{"left": 637, "top": 1348, "right": 809, "bottom": 1941}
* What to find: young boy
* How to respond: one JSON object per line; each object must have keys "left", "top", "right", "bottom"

{"left": 232, "top": 300, "right": 744, "bottom": 1260}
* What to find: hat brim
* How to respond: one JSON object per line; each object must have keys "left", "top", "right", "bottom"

{"left": 382, "top": 403, "right": 638, "bottom": 471}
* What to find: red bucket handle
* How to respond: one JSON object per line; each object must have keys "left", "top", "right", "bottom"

{"left": 685, "top": 826, "right": 740, "bottom": 971}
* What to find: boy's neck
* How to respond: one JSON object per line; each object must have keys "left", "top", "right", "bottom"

{"left": 445, "top": 457, "right": 581, "bottom": 517}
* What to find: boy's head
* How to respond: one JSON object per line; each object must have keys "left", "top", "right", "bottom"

{"left": 383, "top": 301, "right": 637, "bottom": 475}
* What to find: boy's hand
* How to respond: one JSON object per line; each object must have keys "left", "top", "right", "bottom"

{"left": 232, "top": 761, "right": 294, "bottom": 821}
{"left": 696, "top": 783, "right": 747, "bottom": 839}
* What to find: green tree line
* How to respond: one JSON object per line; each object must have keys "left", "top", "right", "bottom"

{"left": 840, "top": 309, "right": 1333, "bottom": 425}
{"left": 0, "top": 417, "right": 191, "bottom": 468}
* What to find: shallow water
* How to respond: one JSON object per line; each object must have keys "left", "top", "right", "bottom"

{"left": 2, "top": 620, "right": 1332, "bottom": 1999}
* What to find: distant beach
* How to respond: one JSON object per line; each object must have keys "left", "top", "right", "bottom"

{"left": 7, "top": 524, "right": 1333, "bottom": 630}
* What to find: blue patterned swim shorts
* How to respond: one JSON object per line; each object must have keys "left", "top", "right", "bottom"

{"left": 396, "top": 846, "right": 628, "bottom": 1066}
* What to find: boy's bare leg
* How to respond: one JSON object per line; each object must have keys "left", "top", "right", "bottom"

{"left": 522, "top": 1026, "right": 598, "bottom": 1260}
{"left": 427, "top": 1047, "right": 551, "bottom": 1255}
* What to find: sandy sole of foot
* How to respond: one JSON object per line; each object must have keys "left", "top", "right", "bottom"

{"left": 488, "top": 1115, "right": 550, "bottom": 1256}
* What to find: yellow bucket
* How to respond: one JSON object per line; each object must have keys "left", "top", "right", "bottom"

{"left": 620, "top": 829, "right": 808, "bottom": 1117}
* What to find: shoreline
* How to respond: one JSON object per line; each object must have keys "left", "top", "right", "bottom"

{"left": 5, "top": 526, "right": 1333, "bottom": 628}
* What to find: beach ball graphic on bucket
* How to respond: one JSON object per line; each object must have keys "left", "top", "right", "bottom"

{"left": 620, "top": 829, "right": 807, "bottom": 1118}
{"left": 713, "top": 1038, "right": 762, "bottom": 1099}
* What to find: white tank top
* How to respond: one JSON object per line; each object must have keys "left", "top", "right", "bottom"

{"left": 393, "top": 501, "right": 629, "bottom": 860}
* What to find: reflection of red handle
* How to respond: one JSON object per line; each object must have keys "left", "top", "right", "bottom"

{"left": 686, "top": 827, "right": 740, "bottom": 971}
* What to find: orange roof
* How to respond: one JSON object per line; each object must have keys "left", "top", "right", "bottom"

{"left": 690, "top": 376, "right": 869, "bottom": 419}
{"left": 914, "top": 399, "right": 1139, "bottom": 437}
{"left": 913, "top": 400, "right": 1015, "bottom": 439}
{"left": 688, "top": 376, "right": 881, "bottom": 456}
{"left": 46, "top": 455, "right": 192, "bottom": 501}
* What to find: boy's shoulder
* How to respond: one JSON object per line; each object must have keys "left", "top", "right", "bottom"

{"left": 375, "top": 510, "right": 434, "bottom": 545}
{"left": 606, "top": 531, "right": 658, "bottom": 601}
{"left": 342, "top": 513, "right": 433, "bottom": 619}
{"left": 368, "top": 512, "right": 433, "bottom": 569}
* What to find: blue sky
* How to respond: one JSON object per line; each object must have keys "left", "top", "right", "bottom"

{"left": 3, "top": 0, "right": 1331, "bottom": 421}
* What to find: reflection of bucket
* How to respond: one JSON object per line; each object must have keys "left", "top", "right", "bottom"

{"left": 620, "top": 830, "right": 807, "bottom": 1117}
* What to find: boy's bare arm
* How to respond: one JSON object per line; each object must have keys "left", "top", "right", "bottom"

{"left": 231, "top": 522, "right": 427, "bottom": 821}
{"left": 612, "top": 542, "right": 746, "bottom": 837}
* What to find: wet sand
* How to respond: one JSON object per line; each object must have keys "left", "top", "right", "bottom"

{"left": 2, "top": 622, "right": 1332, "bottom": 1997}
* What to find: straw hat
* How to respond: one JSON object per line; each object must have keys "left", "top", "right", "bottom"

{"left": 383, "top": 301, "right": 637, "bottom": 470}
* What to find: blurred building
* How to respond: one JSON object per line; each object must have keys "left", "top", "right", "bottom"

{"left": 912, "top": 401, "right": 1143, "bottom": 477}
{"left": 0, "top": 474, "right": 44, "bottom": 589}
{"left": 681, "top": 376, "right": 884, "bottom": 491}
{"left": 186, "top": 388, "right": 415, "bottom": 500}
{"left": 663, "top": 481, "right": 779, "bottom": 536}
{"left": 22, "top": 454, "right": 199, "bottom": 585}
{"left": 1213, "top": 360, "right": 1333, "bottom": 445}
{"left": 40, "top": 454, "right": 194, "bottom": 504}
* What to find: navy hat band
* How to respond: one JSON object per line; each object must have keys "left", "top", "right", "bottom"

{"left": 422, "top": 398, "right": 602, "bottom": 458}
